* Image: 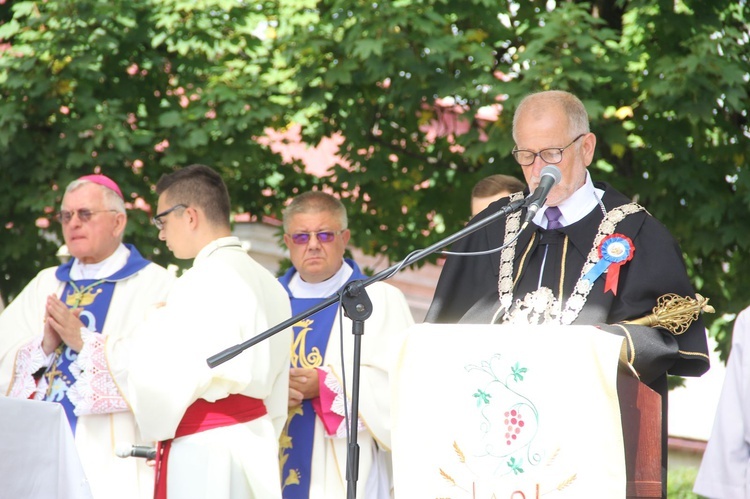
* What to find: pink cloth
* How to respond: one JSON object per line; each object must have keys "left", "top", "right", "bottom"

{"left": 311, "top": 368, "right": 344, "bottom": 435}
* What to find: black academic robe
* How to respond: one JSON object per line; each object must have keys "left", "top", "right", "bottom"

{"left": 427, "top": 181, "right": 709, "bottom": 381}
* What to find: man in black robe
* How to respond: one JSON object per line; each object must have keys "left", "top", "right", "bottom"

{"left": 425, "top": 90, "right": 710, "bottom": 495}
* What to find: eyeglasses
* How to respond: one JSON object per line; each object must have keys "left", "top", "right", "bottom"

{"left": 56, "top": 209, "right": 118, "bottom": 224}
{"left": 288, "top": 230, "right": 344, "bottom": 245}
{"left": 512, "top": 133, "right": 586, "bottom": 167}
{"left": 151, "top": 204, "right": 187, "bottom": 230}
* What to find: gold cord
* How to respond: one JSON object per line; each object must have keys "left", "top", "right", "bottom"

{"left": 559, "top": 235, "right": 568, "bottom": 303}
{"left": 513, "top": 233, "right": 536, "bottom": 288}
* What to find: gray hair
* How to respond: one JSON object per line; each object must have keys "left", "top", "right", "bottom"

{"left": 512, "top": 90, "right": 590, "bottom": 143}
{"left": 282, "top": 191, "right": 348, "bottom": 233}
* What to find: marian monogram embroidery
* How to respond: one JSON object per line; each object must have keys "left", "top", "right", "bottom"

{"left": 290, "top": 318, "right": 323, "bottom": 369}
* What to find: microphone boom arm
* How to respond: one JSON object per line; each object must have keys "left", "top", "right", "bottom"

{"left": 206, "top": 196, "right": 527, "bottom": 368}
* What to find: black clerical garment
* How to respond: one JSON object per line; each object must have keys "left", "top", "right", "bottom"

{"left": 426, "top": 182, "right": 710, "bottom": 386}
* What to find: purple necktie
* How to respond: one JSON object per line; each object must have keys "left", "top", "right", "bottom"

{"left": 544, "top": 206, "right": 563, "bottom": 229}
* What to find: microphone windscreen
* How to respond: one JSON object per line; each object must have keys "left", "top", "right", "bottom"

{"left": 114, "top": 443, "right": 132, "bottom": 458}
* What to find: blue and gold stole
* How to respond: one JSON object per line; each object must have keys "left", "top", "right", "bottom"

{"left": 46, "top": 245, "right": 151, "bottom": 434}
{"left": 278, "top": 259, "right": 365, "bottom": 499}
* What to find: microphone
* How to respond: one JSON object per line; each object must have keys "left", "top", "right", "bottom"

{"left": 115, "top": 444, "right": 157, "bottom": 460}
{"left": 521, "top": 165, "right": 562, "bottom": 229}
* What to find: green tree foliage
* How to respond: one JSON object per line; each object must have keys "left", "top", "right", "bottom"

{"left": 1, "top": 1, "right": 748, "bottom": 361}
{"left": 0, "top": 0, "right": 298, "bottom": 296}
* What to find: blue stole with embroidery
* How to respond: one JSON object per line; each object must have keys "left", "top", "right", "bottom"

{"left": 46, "top": 245, "right": 151, "bottom": 434}
{"left": 278, "top": 259, "right": 365, "bottom": 499}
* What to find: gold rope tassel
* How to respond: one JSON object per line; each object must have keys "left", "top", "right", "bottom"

{"left": 623, "top": 293, "right": 715, "bottom": 335}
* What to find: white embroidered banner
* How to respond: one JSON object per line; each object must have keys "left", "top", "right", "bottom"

{"left": 392, "top": 324, "right": 628, "bottom": 499}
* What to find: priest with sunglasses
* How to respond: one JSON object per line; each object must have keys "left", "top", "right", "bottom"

{"left": 278, "top": 191, "right": 414, "bottom": 499}
{"left": 0, "top": 174, "right": 175, "bottom": 499}
{"left": 426, "top": 90, "right": 710, "bottom": 497}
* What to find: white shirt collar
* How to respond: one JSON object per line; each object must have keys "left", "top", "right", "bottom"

{"left": 288, "top": 260, "right": 353, "bottom": 298}
{"left": 194, "top": 236, "right": 243, "bottom": 264}
{"left": 70, "top": 243, "right": 130, "bottom": 280}
{"left": 534, "top": 171, "right": 605, "bottom": 228}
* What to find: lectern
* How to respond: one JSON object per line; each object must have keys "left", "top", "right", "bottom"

{"left": 618, "top": 373, "right": 662, "bottom": 498}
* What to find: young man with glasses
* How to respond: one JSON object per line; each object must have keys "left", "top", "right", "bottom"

{"left": 426, "top": 90, "right": 710, "bottom": 496}
{"left": 0, "top": 174, "right": 175, "bottom": 499}
{"left": 278, "top": 191, "right": 414, "bottom": 499}
{"left": 106, "top": 164, "right": 292, "bottom": 499}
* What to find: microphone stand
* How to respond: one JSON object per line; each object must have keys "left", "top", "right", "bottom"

{"left": 206, "top": 196, "right": 527, "bottom": 498}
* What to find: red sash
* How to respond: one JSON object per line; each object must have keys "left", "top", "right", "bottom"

{"left": 153, "top": 394, "right": 267, "bottom": 499}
